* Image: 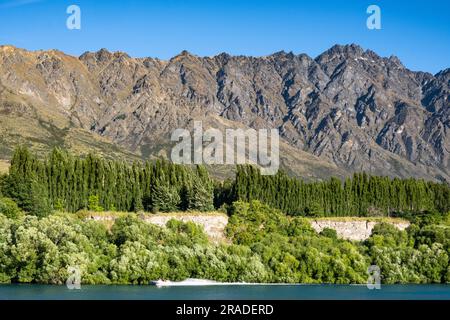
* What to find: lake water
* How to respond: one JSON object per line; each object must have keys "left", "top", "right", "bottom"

{"left": 1, "top": 284, "right": 449, "bottom": 300}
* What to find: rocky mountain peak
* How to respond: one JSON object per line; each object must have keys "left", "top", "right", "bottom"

{"left": 387, "top": 55, "right": 405, "bottom": 68}
{"left": 316, "top": 43, "right": 365, "bottom": 61}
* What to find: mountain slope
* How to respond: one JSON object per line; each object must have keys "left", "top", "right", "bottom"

{"left": 0, "top": 44, "right": 448, "bottom": 181}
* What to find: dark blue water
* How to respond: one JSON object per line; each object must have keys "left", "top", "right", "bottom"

{"left": 1, "top": 284, "right": 449, "bottom": 300}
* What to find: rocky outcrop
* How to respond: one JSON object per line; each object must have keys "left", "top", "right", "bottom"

{"left": 86, "top": 212, "right": 410, "bottom": 242}
{"left": 309, "top": 219, "right": 410, "bottom": 241}
{"left": 0, "top": 44, "right": 448, "bottom": 181}
{"left": 85, "top": 212, "right": 229, "bottom": 243}
{"left": 144, "top": 214, "right": 229, "bottom": 243}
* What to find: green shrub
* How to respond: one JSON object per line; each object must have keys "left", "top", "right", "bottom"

{"left": 0, "top": 197, "right": 23, "bottom": 219}
{"left": 320, "top": 227, "right": 338, "bottom": 239}
{"left": 88, "top": 195, "right": 104, "bottom": 212}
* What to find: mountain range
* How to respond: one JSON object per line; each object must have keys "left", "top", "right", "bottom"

{"left": 0, "top": 44, "right": 448, "bottom": 181}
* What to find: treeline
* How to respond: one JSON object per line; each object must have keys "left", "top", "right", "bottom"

{"left": 0, "top": 147, "right": 448, "bottom": 217}
{"left": 0, "top": 147, "right": 214, "bottom": 216}
{"left": 231, "top": 165, "right": 449, "bottom": 217}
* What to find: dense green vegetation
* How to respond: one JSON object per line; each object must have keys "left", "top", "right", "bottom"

{"left": 0, "top": 147, "right": 449, "bottom": 284}
{"left": 0, "top": 200, "right": 448, "bottom": 284}
{"left": 0, "top": 147, "right": 214, "bottom": 215}
{"left": 231, "top": 165, "right": 449, "bottom": 217}
{"left": 227, "top": 201, "right": 450, "bottom": 284}
{"left": 1, "top": 147, "right": 448, "bottom": 218}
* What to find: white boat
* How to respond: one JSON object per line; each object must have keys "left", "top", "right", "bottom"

{"left": 150, "top": 280, "right": 171, "bottom": 287}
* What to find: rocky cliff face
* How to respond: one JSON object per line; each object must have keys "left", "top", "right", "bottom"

{"left": 143, "top": 214, "right": 229, "bottom": 244}
{"left": 309, "top": 218, "right": 410, "bottom": 241}
{"left": 86, "top": 212, "right": 229, "bottom": 243}
{"left": 87, "top": 213, "right": 408, "bottom": 242}
{"left": 0, "top": 44, "right": 448, "bottom": 181}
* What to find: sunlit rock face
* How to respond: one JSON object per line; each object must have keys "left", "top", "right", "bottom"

{"left": 310, "top": 219, "right": 410, "bottom": 241}
{"left": 0, "top": 44, "right": 448, "bottom": 181}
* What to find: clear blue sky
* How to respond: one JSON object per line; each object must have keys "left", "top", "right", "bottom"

{"left": 0, "top": 0, "right": 449, "bottom": 73}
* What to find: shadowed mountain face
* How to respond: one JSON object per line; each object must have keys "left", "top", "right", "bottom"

{"left": 0, "top": 44, "right": 448, "bottom": 181}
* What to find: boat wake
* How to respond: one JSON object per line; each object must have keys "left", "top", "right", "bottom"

{"left": 149, "top": 278, "right": 301, "bottom": 287}
{"left": 150, "top": 278, "right": 248, "bottom": 287}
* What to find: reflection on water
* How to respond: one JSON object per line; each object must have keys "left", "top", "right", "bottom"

{"left": 1, "top": 284, "right": 450, "bottom": 300}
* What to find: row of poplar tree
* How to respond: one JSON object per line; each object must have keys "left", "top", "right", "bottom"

{"left": 0, "top": 147, "right": 214, "bottom": 215}
{"left": 0, "top": 147, "right": 448, "bottom": 216}
{"left": 231, "top": 165, "right": 450, "bottom": 216}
